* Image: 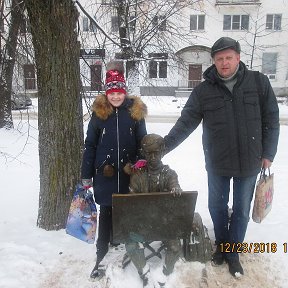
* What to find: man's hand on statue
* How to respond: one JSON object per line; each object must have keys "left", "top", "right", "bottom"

{"left": 171, "top": 187, "right": 182, "bottom": 197}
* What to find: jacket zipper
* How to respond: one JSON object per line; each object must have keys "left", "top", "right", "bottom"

{"left": 231, "top": 85, "right": 242, "bottom": 171}
{"left": 116, "top": 108, "right": 120, "bottom": 193}
{"left": 101, "top": 128, "right": 105, "bottom": 143}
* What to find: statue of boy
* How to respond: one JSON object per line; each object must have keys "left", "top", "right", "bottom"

{"left": 125, "top": 133, "right": 182, "bottom": 288}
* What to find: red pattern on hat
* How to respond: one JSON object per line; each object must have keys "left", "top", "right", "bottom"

{"left": 105, "top": 69, "right": 127, "bottom": 96}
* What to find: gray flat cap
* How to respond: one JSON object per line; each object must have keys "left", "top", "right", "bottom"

{"left": 211, "top": 37, "right": 241, "bottom": 57}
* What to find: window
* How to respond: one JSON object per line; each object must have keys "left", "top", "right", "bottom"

{"left": 223, "top": 15, "right": 249, "bottom": 30}
{"left": 82, "top": 17, "right": 97, "bottom": 32}
{"left": 152, "top": 15, "right": 167, "bottom": 31}
{"left": 126, "top": 60, "right": 136, "bottom": 78}
{"left": 266, "top": 14, "right": 282, "bottom": 31}
{"left": 159, "top": 62, "right": 167, "bottom": 78}
{"left": 111, "top": 16, "right": 119, "bottom": 32}
{"left": 4, "top": 0, "right": 11, "bottom": 9}
{"left": 83, "top": 17, "right": 89, "bottom": 31}
{"left": 23, "top": 64, "right": 36, "bottom": 90}
{"left": 90, "top": 20, "right": 97, "bottom": 32}
{"left": 148, "top": 60, "right": 167, "bottom": 78}
{"left": 149, "top": 61, "right": 157, "bottom": 78}
{"left": 262, "top": 53, "right": 277, "bottom": 77}
{"left": 19, "top": 17, "right": 31, "bottom": 34}
{"left": 190, "top": 15, "right": 205, "bottom": 31}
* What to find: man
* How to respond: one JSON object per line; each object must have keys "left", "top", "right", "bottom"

{"left": 163, "top": 37, "right": 279, "bottom": 277}
{"left": 126, "top": 134, "right": 182, "bottom": 288}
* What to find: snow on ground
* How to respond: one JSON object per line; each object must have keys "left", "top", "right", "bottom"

{"left": 1, "top": 97, "right": 288, "bottom": 288}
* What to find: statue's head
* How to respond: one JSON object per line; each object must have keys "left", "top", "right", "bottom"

{"left": 141, "top": 134, "right": 165, "bottom": 153}
{"left": 141, "top": 134, "right": 165, "bottom": 170}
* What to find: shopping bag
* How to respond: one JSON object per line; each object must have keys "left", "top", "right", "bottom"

{"left": 252, "top": 168, "right": 274, "bottom": 223}
{"left": 66, "top": 184, "right": 97, "bottom": 243}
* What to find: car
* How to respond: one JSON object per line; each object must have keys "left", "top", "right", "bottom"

{"left": 11, "top": 93, "right": 32, "bottom": 110}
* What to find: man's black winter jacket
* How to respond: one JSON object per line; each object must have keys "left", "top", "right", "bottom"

{"left": 164, "top": 61, "right": 279, "bottom": 177}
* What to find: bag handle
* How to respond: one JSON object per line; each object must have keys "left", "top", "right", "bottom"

{"left": 260, "top": 167, "right": 271, "bottom": 182}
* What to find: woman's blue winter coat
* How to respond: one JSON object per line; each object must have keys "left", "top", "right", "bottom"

{"left": 81, "top": 95, "right": 147, "bottom": 206}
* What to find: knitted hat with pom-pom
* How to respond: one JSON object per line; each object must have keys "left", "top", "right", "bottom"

{"left": 104, "top": 61, "right": 127, "bottom": 96}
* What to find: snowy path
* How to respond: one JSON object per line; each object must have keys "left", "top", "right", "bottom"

{"left": 2, "top": 99, "right": 288, "bottom": 288}
{"left": 37, "top": 242, "right": 283, "bottom": 288}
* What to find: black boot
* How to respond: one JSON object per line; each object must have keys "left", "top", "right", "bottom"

{"left": 90, "top": 262, "right": 101, "bottom": 279}
{"left": 226, "top": 257, "right": 244, "bottom": 277}
{"left": 211, "top": 244, "right": 225, "bottom": 266}
{"left": 90, "top": 243, "right": 109, "bottom": 279}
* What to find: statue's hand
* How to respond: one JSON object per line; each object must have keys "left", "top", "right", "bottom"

{"left": 171, "top": 187, "right": 182, "bottom": 197}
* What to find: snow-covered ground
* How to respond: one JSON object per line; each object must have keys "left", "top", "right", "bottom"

{"left": 1, "top": 97, "right": 288, "bottom": 288}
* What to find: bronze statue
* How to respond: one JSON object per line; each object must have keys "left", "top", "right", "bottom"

{"left": 125, "top": 134, "right": 182, "bottom": 288}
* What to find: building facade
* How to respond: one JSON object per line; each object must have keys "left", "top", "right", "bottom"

{"left": 2, "top": 0, "right": 288, "bottom": 97}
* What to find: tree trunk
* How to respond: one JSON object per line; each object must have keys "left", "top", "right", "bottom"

{"left": 127, "top": 60, "right": 140, "bottom": 95}
{"left": 0, "top": 0, "right": 24, "bottom": 129}
{"left": 116, "top": 0, "right": 140, "bottom": 95}
{"left": 25, "top": 0, "right": 84, "bottom": 230}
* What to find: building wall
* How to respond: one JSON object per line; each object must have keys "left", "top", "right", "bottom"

{"left": 3, "top": 0, "right": 288, "bottom": 96}
{"left": 77, "top": 0, "right": 288, "bottom": 96}
{"left": 167, "top": 0, "right": 288, "bottom": 95}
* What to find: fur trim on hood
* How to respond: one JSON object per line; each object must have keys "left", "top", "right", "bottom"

{"left": 92, "top": 94, "right": 147, "bottom": 121}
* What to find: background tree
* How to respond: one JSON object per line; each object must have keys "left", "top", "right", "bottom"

{"left": 0, "top": 0, "right": 25, "bottom": 129}
{"left": 76, "top": 0, "right": 203, "bottom": 95}
{"left": 237, "top": 5, "right": 288, "bottom": 71}
{"left": 24, "top": 0, "right": 84, "bottom": 230}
